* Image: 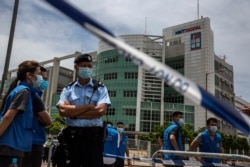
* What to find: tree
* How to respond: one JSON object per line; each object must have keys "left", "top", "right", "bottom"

{"left": 46, "top": 114, "right": 66, "bottom": 135}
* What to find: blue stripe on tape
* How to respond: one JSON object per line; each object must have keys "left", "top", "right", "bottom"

{"left": 44, "top": 0, "right": 250, "bottom": 136}
{"left": 199, "top": 86, "right": 250, "bottom": 135}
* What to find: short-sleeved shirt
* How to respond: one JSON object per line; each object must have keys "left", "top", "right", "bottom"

{"left": 57, "top": 79, "right": 111, "bottom": 127}
{"left": 9, "top": 89, "right": 29, "bottom": 113}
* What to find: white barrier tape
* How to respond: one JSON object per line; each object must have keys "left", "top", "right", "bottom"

{"left": 103, "top": 153, "right": 247, "bottom": 167}
{"left": 43, "top": 0, "right": 250, "bottom": 136}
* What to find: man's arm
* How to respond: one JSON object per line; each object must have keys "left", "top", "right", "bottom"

{"left": 74, "top": 103, "right": 108, "bottom": 118}
{"left": 57, "top": 103, "right": 95, "bottom": 117}
{"left": 190, "top": 134, "right": 203, "bottom": 161}
{"left": 169, "top": 134, "right": 179, "bottom": 150}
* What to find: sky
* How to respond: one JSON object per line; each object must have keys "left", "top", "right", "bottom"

{"left": 0, "top": 0, "right": 250, "bottom": 102}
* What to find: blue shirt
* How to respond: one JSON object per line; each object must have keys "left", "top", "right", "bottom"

{"left": 57, "top": 79, "right": 111, "bottom": 127}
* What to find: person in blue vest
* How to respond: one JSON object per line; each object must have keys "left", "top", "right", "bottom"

{"left": 21, "top": 66, "right": 52, "bottom": 167}
{"left": 57, "top": 53, "right": 111, "bottom": 167}
{"left": 103, "top": 121, "right": 120, "bottom": 167}
{"left": 163, "top": 111, "right": 185, "bottom": 166}
{"left": 190, "top": 117, "right": 224, "bottom": 164}
{"left": 0, "top": 60, "right": 44, "bottom": 167}
{"left": 114, "top": 122, "right": 132, "bottom": 167}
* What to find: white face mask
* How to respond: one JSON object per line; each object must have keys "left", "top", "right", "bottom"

{"left": 178, "top": 118, "right": 185, "bottom": 126}
{"left": 210, "top": 126, "right": 217, "bottom": 133}
{"left": 117, "top": 128, "right": 124, "bottom": 133}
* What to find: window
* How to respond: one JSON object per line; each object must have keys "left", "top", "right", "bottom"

{"left": 124, "top": 108, "right": 136, "bottom": 116}
{"left": 125, "top": 72, "right": 138, "bottom": 79}
{"left": 108, "top": 90, "right": 116, "bottom": 97}
{"left": 123, "top": 90, "right": 137, "bottom": 97}
{"left": 104, "top": 56, "right": 118, "bottom": 63}
{"left": 190, "top": 32, "right": 201, "bottom": 50}
{"left": 104, "top": 73, "right": 118, "bottom": 80}
{"left": 106, "top": 108, "right": 115, "bottom": 115}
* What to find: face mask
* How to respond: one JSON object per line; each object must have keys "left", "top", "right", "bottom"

{"left": 178, "top": 118, "right": 185, "bottom": 126}
{"left": 33, "top": 75, "right": 49, "bottom": 90}
{"left": 117, "top": 128, "right": 124, "bottom": 133}
{"left": 78, "top": 67, "right": 92, "bottom": 79}
{"left": 210, "top": 126, "right": 217, "bottom": 133}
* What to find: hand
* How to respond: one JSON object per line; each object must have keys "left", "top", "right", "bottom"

{"left": 64, "top": 100, "right": 70, "bottom": 105}
{"left": 195, "top": 157, "right": 203, "bottom": 162}
{"left": 127, "top": 159, "right": 132, "bottom": 166}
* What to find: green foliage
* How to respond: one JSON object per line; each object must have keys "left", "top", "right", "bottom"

{"left": 138, "top": 121, "right": 195, "bottom": 143}
{"left": 139, "top": 122, "right": 250, "bottom": 156}
{"left": 46, "top": 114, "right": 66, "bottom": 135}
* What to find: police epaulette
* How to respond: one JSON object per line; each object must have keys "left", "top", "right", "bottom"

{"left": 92, "top": 79, "right": 104, "bottom": 90}
{"left": 64, "top": 80, "right": 77, "bottom": 88}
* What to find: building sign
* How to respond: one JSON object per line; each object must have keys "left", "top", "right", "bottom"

{"left": 190, "top": 32, "right": 201, "bottom": 50}
{"left": 175, "top": 25, "right": 201, "bottom": 35}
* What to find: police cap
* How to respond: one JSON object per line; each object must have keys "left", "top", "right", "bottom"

{"left": 74, "top": 54, "right": 92, "bottom": 64}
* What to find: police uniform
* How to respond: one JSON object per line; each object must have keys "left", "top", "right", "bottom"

{"left": 57, "top": 53, "right": 111, "bottom": 167}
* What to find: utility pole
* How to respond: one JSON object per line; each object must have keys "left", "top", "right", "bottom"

{"left": 0, "top": 0, "right": 19, "bottom": 99}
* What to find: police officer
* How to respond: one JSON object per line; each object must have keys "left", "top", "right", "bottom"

{"left": 57, "top": 53, "right": 111, "bottom": 167}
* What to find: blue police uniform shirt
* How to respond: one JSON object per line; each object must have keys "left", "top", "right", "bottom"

{"left": 57, "top": 79, "right": 111, "bottom": 127}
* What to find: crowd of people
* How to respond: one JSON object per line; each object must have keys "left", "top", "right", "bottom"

{"left": 0, "top": 54, "right": 249, "bottom": 167}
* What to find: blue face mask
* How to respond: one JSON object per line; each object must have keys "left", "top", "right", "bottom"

{"left": 78, "top": 67, "right": 93, "bottom": 79}
{"left": 34, "top": 75, "right": 49, "bottom": 90}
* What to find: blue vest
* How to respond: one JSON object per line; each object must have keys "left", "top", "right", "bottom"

{"left": 118, "top": 134, "right": 128, "bottom": 157}
{"left": 103, "top": 126, "right": 119, "bottom": 157}
{"left": 163, "top": 122, "right": 183, "bottom": 160}
{"left": 199, "top": 130, "right": 221, "bottom": 163}
{"left": 0, "top": 84, "right": 33, "bottom": 152}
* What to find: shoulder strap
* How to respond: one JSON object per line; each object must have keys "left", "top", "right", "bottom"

{"left": 92, "top": 79, "right": 104, "bottom": 90}
{"left": 64, "top": 80, "right": 77, "bottom": 88}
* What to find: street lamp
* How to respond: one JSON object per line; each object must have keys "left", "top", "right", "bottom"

{"left": 205, "top": 69, "right": 226, "bottom": 120}
{"left": 0, "top": 0, "right": 19, "bottom": 100}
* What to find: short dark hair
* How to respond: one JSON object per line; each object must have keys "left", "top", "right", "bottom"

{"left": 173, "top": 111, "right": 183, "bottom": 117}
{"left": 207, "top": 117, "right": 218, "bottom": 126}
{"left": 106, "top": 121, "right": 113, "bottom": 126}
{"left": 40, "top": 66, "right": 47, "bottom": 72}
{"left": 74, "top": 54, "right": 92, "bottom": 64}
{"left": 116, "top": 122, "right": 124, "bottom": 126}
